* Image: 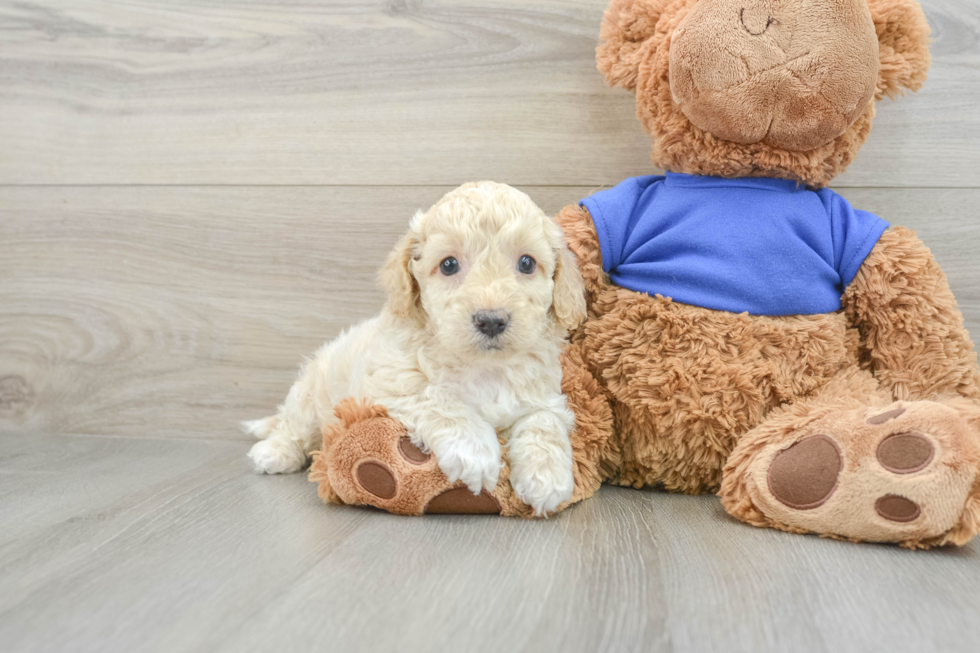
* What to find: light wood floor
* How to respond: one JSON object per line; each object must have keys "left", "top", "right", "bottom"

{"left": 2, "top": 1, "right": 980, "bottom": 652}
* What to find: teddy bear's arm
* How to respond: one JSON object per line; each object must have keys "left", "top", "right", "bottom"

{"left": 842, "top": 226, "right": 980, "bottom": 403}
{"left": 553, "top": 203, "right": 611, "bottom": 306}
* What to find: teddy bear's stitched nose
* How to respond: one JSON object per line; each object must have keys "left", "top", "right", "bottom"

{"left": 739, "top": 7, "right": 777, "bottom": 36}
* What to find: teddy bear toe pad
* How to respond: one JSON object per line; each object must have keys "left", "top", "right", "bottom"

{"left": 875, "top": 495, "right": 922, "bottom": 523}
{"left": 355, "top": 460, "right": 398, "bottom": 500}
{"left": 867, "top": 407, "right": 905, "bottom": 425}
{"left": 876, "top": 432, "right": 934, "bottom": 475}
{"left": 752, "top": 402, "right": 978, "bottom": 542}
{"left": 398, "top": 436, "right": 430, "bottom": 464}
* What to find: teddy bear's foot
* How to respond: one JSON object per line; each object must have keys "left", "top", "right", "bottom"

{"left": 308, "top": 398, "right": 512, "bottom": 516}
{"left": 306, "top": 344, "right": 613, "bottom": 518}
{"left": 723, "top": 399, "right": 980, "bottom": 548}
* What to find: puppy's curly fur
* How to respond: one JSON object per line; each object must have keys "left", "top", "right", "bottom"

{"left": 245, "top": 182, "right": 587, "bottom": 515}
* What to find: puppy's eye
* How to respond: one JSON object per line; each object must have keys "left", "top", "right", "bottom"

{"left": 517, "top": 255, "right": 536, "bottom": 275}
{"left": 440, "top": 257, "right": 460, "bottom": 276}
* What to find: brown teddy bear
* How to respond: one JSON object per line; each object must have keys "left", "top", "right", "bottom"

{"left": 310, "top": 0, "right": 980, "bottom": 549}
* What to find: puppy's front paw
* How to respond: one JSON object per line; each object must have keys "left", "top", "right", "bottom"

{"left": 248, "top": 439, "right": 307, "bottom": 474}
{"left": 510, "top": 445, "right": 575, "bottom": 516}
{"left": 432, "top": 431, "right": 501, "bottom": 495}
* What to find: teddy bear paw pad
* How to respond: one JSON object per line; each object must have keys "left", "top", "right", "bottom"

{"left": 424, "top": 488, "right": 501, "bottom": 515}
{"left": 751, "top": 401, "right": 979, "bottom": 543}
{"left": 767, "top": 435, "right": 842, "bottom": 510}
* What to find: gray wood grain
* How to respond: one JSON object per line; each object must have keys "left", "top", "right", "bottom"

{"left": 0, "top": 433, "right": 978, "bottom": 653}
{"left": 2, "top": 186, "right": 978, "bottom": 440}
{"left": 0, "top": 0, "right": 978, "bottom": 187}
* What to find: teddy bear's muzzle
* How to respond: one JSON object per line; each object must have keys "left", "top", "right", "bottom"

{"left": 667, "top": 0, "right": 880, "bottom": 151}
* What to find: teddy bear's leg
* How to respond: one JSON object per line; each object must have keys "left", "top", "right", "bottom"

{"left": 722, "top": 226, "right": 980, "bottom": 547}
{"left": 720, "top": 366, "right": 980, "bottom": 548}
{"left": 308, "top": 343, "right": 615, "bottom": 517}
{"left": 558, "top": 342, "right": 617, "bottom": 504}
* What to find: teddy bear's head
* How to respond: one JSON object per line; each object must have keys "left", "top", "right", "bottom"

{"left": 599, "top": 0, "right": 931, "bottom": 187}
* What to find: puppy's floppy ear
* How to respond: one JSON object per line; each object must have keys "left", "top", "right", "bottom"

{"left": 597, "top": 0, "right": 671, "bottom": 91}
{"left": 551, "top": 234, "right": 588, "bottom": 332}
{"left": 379, "top": 224, "right": 425, "bottom": 325}
{"left": 867, "top": 0, "right": 931, "bottom": 99}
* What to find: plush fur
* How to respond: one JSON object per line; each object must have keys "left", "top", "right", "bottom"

{"left": 246, "top": 182, "right": 587, "bottom": 516}
{"left": 298, "top": 0, "right": 980, "bottom": 547}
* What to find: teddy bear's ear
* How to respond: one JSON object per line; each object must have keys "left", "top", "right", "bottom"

{"left": 867, "top": 0, "right": 932, "bottom": 99}
{"left": 597, "top": 0, "right": 672, "bottom": 91}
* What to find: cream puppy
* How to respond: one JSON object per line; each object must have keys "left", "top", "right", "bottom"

{"left": 244, "top": 182, "right": 587, "bottom": 515}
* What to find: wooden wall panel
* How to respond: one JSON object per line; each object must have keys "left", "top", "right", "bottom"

{"left": 2, "top": 186, "right": 978, "bottom": 438}
{"left": 0, "top": 0, "right": 977, "bottom": 186}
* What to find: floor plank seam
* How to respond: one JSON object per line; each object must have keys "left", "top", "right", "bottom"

{"left": 0, "top": 431, "right": 255, "bottom": 445}
{"left": 1, "top": 184, "right": 978, "bottom": 190}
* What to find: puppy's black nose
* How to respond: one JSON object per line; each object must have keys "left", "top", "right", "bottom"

{"left": 473, "top": 310, "right": 509, "bottom": 338}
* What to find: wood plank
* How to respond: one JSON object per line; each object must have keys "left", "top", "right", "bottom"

{"left": 0, "top": 0, "right": 977, "bottom": 187}
{"left": 0, "top": 185, "right": 591, "bottom": 439}
{"left": 1, "top": 433, "right": 979, "bottom": 653}
{"left": 2, "top": 186, "right": 979, "bottom": 439}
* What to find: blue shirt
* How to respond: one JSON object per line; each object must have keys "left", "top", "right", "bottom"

{"left": 579, "top": 173, "right": 888, "bottom": 316}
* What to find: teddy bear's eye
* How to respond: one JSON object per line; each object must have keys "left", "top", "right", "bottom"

{"left": 518, "top": 255, "right": 536, "bottom": 275}
{"left": 440, "top": 257, "right": 459, "bottom": 276}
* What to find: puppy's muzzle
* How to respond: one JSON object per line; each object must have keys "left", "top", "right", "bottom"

{"left": 473, "top": 309, "right": 510, "bottom": 338}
